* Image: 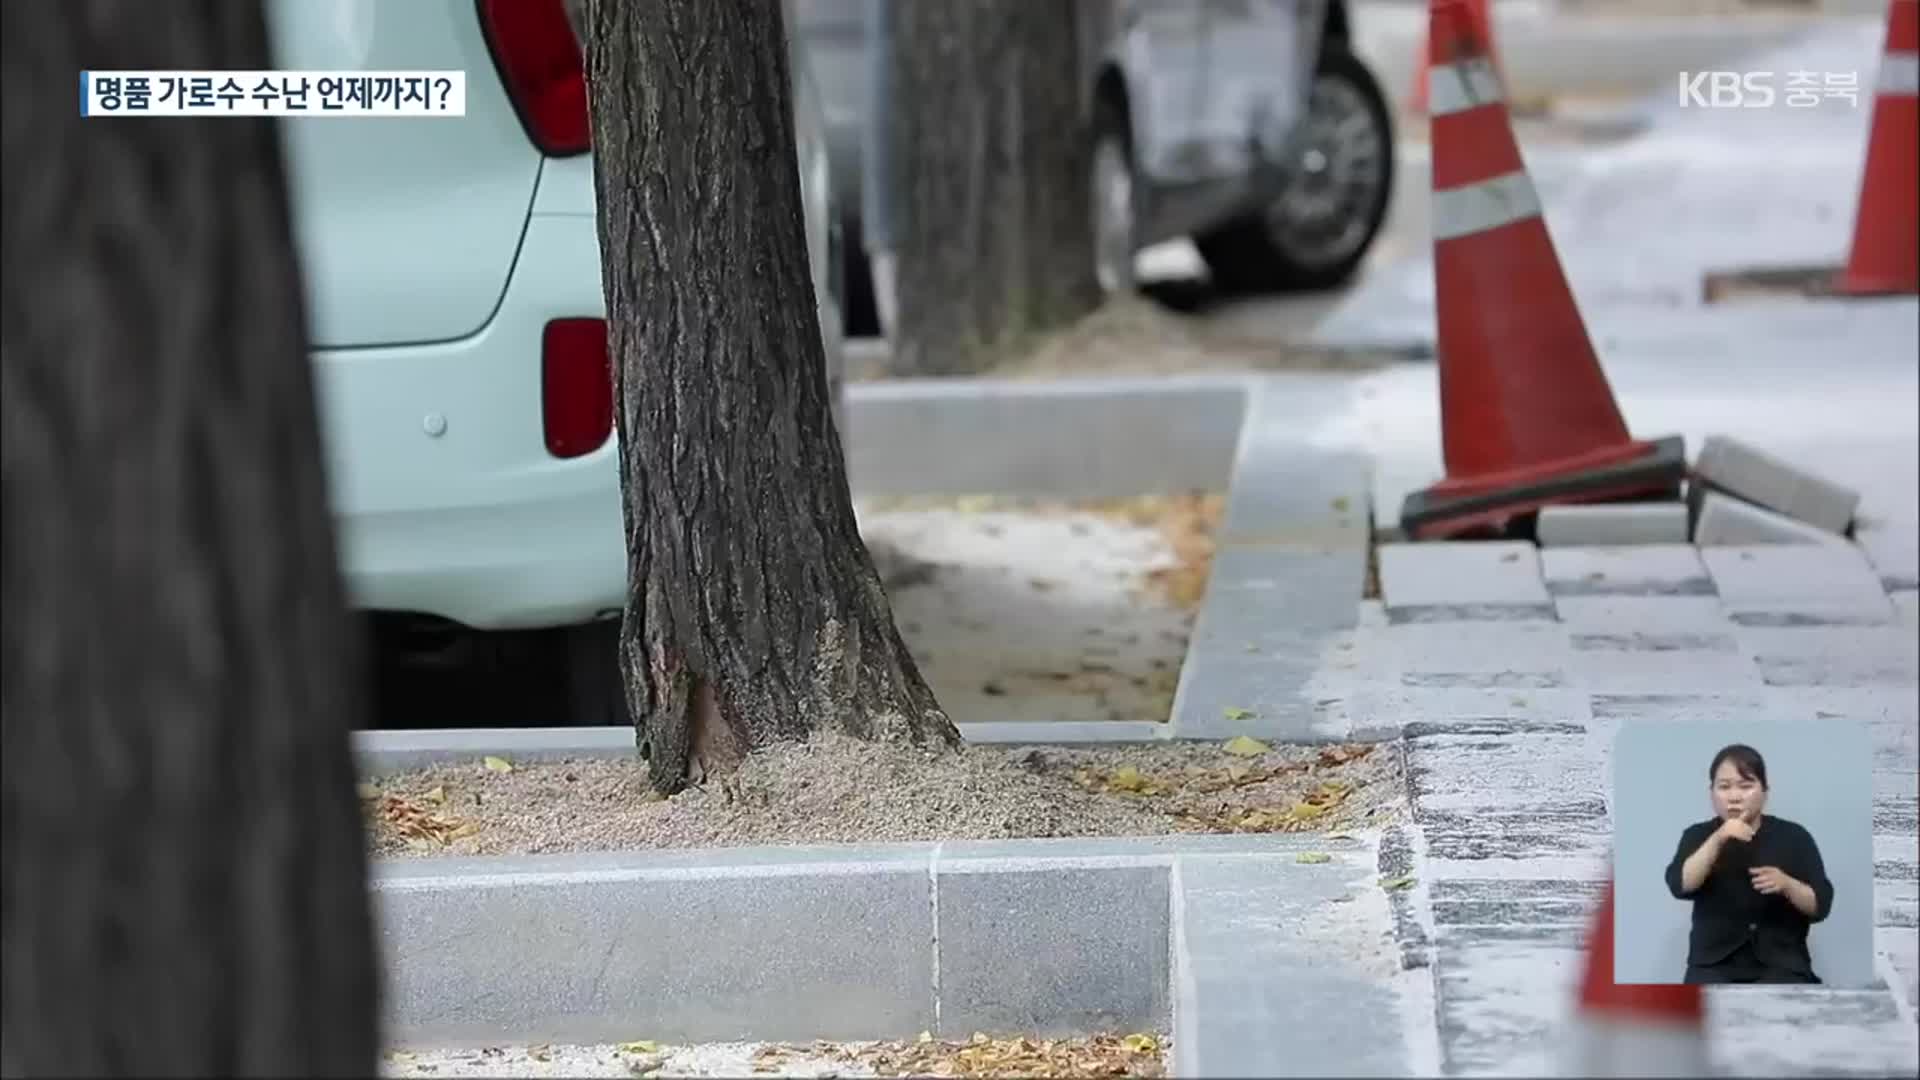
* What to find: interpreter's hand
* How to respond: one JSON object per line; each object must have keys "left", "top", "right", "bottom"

{"left": 1716, "top": 816, "right": 1756, "bottom": 844}
{"left": 1750, "top": 866, "right": 1797, "bottom": 896}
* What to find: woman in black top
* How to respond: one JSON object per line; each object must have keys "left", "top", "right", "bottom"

{"left": 1665, "top": 743, "right": 1834, "bottom": 985}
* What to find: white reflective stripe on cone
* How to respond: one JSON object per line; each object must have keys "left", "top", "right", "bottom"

{"left": 1880, "top": 52, "right": 1920, "bottom": 96}
{"left": 1432, "top": 170, "right": 1542, "bottom": 241}
{"left": 1561, "top": 1017, "right": 1713, "bottom": 1078}
{"left": 1428, "top": 57, "right": 1505, "bottom": 116}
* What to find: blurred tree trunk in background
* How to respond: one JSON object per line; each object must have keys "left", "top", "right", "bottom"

{"left": 1, "top": 2, "right": 380, "bottom": 1076}
{"left": 886, "top": 0, "right": 1105, "bottom": 375}
{"left": 574, "top": 0, "right": 959, "bottom": 796}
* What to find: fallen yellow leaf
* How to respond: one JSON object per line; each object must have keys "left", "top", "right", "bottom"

{"left": 424, "top": 785, "right": 447, "bottom": 805}
{"left": 1108, "top": 765, "right": 1148, "bottom": 792}
{"left": 617, "top": 1041, "right": 660, "bottom": 1054}
{"left": 482, "top": 756, "right": 514, "bottom": 774}
{"left": 1222, "top": 706, "right": 1255, "bottom": 721}
{"left": 357, "top": 783, "right": 381, "bottom": 801}
{"left": 1296, "top": 852, "right": 1333, "bottom": 864}
{"left": 445, "top": 821, "right": 482, "bottom": 840}
{"left": 1223, "top": 735, "right": 1269, "bottom": 757}
{"left": 1290, "top": 801, "right": 1326, "bottom": 819}
{"left": 1381, "top": 874, "right": 1417, "bottom": 891}
{"left": 1122, "top": 1032, "right": 1159, "bottom": 1053}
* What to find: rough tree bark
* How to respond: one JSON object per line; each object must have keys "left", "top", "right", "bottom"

{"left": 887, "top": 0, "right": 1105, "bottom": 376}
{"left": 576, "top": 0, "right": 960, "bottom": 795}
{"left": 1, "top": 4, "right": 380, "bottom": 1076}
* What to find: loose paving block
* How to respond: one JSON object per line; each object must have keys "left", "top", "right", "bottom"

{"left": 1174, "top": 852, "right": 1420, "bottom": 1078}
{"left": 1694, "top": 490, "right": 1851, "bottom": 548}
{"left": 1855, "top": 524, "right": 1920, "bottom": 592}
{"left": 1693, "top": 433, "right": 1860, "bottom": 535}
{"left": 935, "top": 863, "right": 1167, "bottom": 1037}
{"left": 1535, "top": 502, "right": 1688, "bottom": 547}
{"left": 1701, "top": 545, "right": 1894, "bottom": 626}
{"left": 1540, "top": 545, "right": 1713, "bottom": 597}
{"left": 1377, "top": 542, "right": 1554, "bottom": 622}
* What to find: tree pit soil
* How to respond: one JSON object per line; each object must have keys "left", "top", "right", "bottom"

{"left": 383, "top": 1032, "right": 1168, "bottom": 1078}
{"left": 363, "top": 733, "right": 1404, "bottom": 858}
{"left": 856, "top": 494, "right": 1223, "bottom": 727}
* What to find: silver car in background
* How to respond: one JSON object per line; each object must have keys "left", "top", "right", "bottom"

{"left": 793, "top": 0, "right": 1396, "bottom": 336}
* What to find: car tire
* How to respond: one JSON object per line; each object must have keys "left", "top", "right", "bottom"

{"left": 1090, "top": 95, "right": 1139, "bottom": 298}
{"left": 1196, "top": 45, "right": 1394, "bottom": 294}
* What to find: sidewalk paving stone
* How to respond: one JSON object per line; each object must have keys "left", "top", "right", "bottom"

{"left": 1374, "top": 530, "right": 1919, "bottom": 1076}
{"left": 1540, "top": 544, "right": 1714, "bottom": 597}
{"left": 1173, "top": 849, "right": 1426, "bottom": 1078}
{"left": 1377, "top": 542, "right": 1556, "bottom": 623}
{"left": 1702, "top": 545, "right": 1896, "bottom": 626}
{"left": 1855, "top": 525, "right": 1920, "bottom": 592}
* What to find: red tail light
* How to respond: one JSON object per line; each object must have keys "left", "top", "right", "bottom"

{"left": 477, "top": 0, "right": 590, "bottom": 156}
{"left": 541, "top": 319, "right": 613, "bottom": 458}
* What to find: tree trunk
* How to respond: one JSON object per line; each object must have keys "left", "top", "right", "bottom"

{"left": 0, "top": 4, "right": 380, "bottom": 1077}
{"left": 887, "top": 0, "right": 1104, "bottom": 376}
{"left": 577, "top": 0, "right": 959, "bottom": 795}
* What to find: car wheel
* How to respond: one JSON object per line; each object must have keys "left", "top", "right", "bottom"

{"left": 1197, "top": 46, "right": 1394, "bottom": 293}
{"left": 1090, "top": 97, "right": 1138, "bottom": 298}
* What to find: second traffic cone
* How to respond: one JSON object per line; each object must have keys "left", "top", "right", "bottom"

{"left": 1836, "top": 0, "right": 1919, "bottom": 296}
{"left": 1410, "top": 0, "right": 1500, "bottom": 114}
{"left": 1400, "top": 0, "right": 1684, "bottom": 541}
{"left": 1563, "top": 881, "right": 1711, "bottom": 1077}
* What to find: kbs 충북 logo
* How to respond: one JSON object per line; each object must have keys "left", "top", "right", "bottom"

{"left": 1677, "top": 70, "right": 1861, "bottom": 109}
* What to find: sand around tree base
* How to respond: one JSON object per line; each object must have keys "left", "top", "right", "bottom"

{"left": 363, "top": 732, "right": 1405, "bottom": 858}
{"left": 383, "top": 1032, "right": 1169, "bottom": 1078}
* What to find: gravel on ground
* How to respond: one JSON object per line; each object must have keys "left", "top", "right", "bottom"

{"left": 362, "top": 732, "right": 1405, "bottom": 858}
{"left": 382, "top": 1032, "right": 1168, "bottom": 1079}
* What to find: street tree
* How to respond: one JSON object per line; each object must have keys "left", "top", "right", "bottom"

{"left": 883, "top": 0, "right": 1106, "bottom": 375}
{"left": 1, "top": 2, "right": 380, "bottom": 1076}
{"left": 573, "top": 0, "right": 960, "bottom": 795}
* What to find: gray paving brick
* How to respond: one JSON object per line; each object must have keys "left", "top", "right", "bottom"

{"left": 1404, "top": 731, "right": 1601, "bottom": 813}
{"left": 1535, "top": 502, "right": 1689, "bottom": 547}
{"left": 1702, "top": 546, "right": 1895, "bottom": 626}
{"left": 1173, "top": 851, "right": 1416, "bottom": 1078}
{"left": 1705, "top": 987, "right": 1918, "bottom": 1078}
{"left": 1694, "top": 433, "right": 1861, "bottom": 535}
{"left": 1694, "top": 490, "right": 1850, "bottom": 547}
{"left": 1553, "top": 594, "right": 1729, "bottom": 631}
{"left": 375, "top": 859, "right": 936, "bottom": 1047}
{"left": 1378, "top": 621, "right": 1573, "bottom": 683}
{"left": 1431, "top": 933, "right": 1582, "bottom": 1077}
{"left": 1567, "top": 646, "right": 1763, "bottom": 695}
{"left": 1540, "top": 544, "right": 1713, "bottom": 596}
{"left": 935, "top": 863, "right": 1167, "bottom": 1037}
{"left": 1334, "top": 687, "right": 1590, "bottom": 738}
{"left": 1378, "top": 541, "right": 1552, "bottom": 616}
{"left": 1855, "top": 524, "right": 1920, "bottom": 592}
{"left": 1739, "top": 625, "right": 1920, "bottom": 688}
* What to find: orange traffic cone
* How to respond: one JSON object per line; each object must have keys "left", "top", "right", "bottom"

{"left": 1565, "top": 881, "right": 1712, "bottom": 1076}
{"left": 1400, "top": 0, "right": 1684, "bottom": 541}
{"left": 1410, "top": 0, "right": 1501, "bottom": 114}
{"left": 1835, "top": 0, "right": 1918, "bottom": 296}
